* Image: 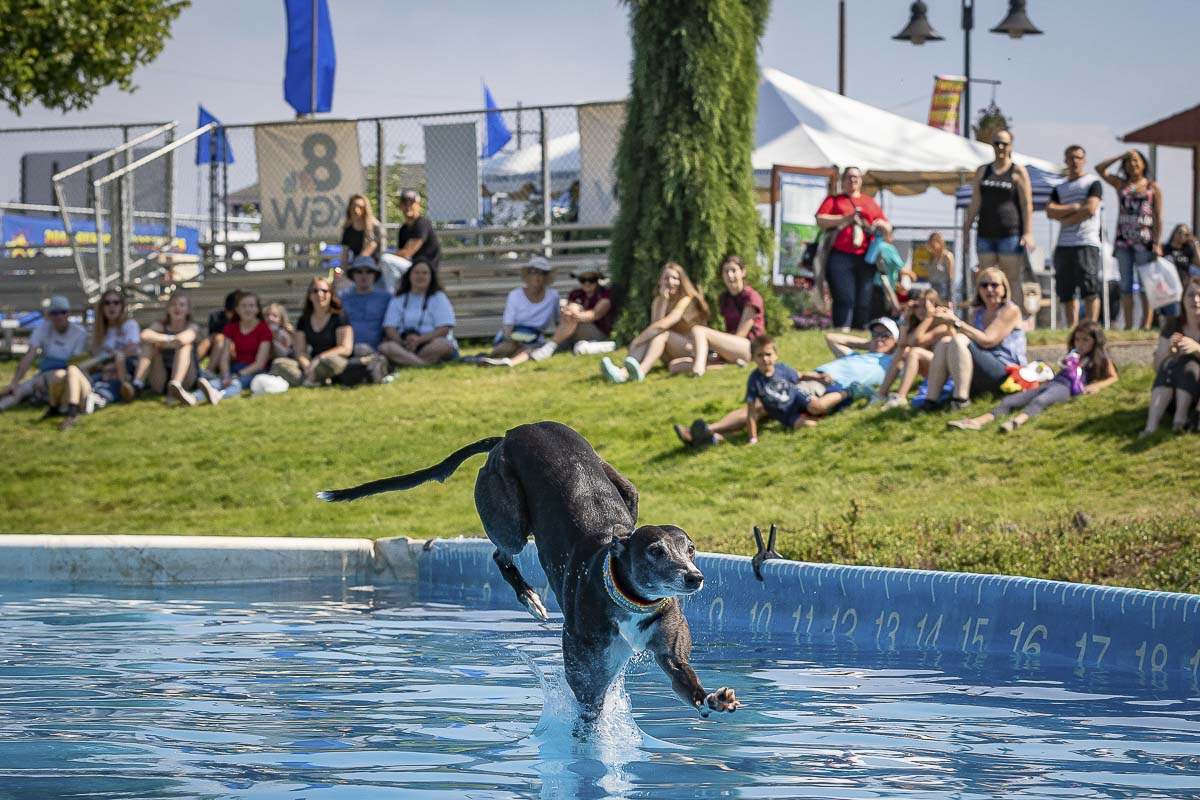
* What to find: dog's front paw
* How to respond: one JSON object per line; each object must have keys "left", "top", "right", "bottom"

{"left": 700, "top": 687, "right": 741, "bottom": 716}
{"left": 520, "top": 589, "right": 549, "bottom": 621}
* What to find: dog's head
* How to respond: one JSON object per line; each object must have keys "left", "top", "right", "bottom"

{"left": 610, "top": 524, "right": 703, "bottom": 599}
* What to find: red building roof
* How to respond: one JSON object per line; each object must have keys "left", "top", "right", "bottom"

{"left": 1123, "top": 104, "right": 1200, "bottom": 147}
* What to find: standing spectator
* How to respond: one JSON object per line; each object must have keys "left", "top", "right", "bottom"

{"left": 1162, "top": 224, "right": 1200, "bottom": 317}
{"left": 264, "top": 303, "right": 295, "bottom": 360}
{"left": 1143, "top": 277, "right": 1200, "bottom": 435}
{"left": 600, "top": 261, "right": 709, "bottom": 383}
{"left": 683, "top": 255, "right": 764, "bottom": 377}
{"left": 88, "top": 289, "right": 140, "bottom": 402}
{"left": 816, "top": 167, "right": 892, "bottom": 330}
{"left": 396, "top": 189, "right": 441, "bottom": 271}
{"left": 379, "top": 261, "right": 458, "bottom": 368}
{"left": 339, "top": 255, "right": 391, "bottom": 356}
{"left": 133, "top": 292, "right": 201, "bottom": 406}
{"left": 477, "top": 257, "right": 560, "bottom": 367}
{"left": 271, "top": 277, "right": 354, "bottom": 386}
{"left": 1046, "top": 145, "right": 1104, "bottom": 328}
{"left": 340, "top": 194, "right": 384, "bottom": 269}
{"left": 921, "top": 266, "right": 1026, "bottom": 411}
{"left": 1097, "top": 149, "right": 1163, "bottom": 330}
{"left": 0, "top": 295, "right": 88, "bottom": 412}
{"left": 962, "top": 129, "right": 1035, "bottom": 297}
{"left": 193, "top": 291, "right": 273, "bottom": 406}
{"left": 527, "top": 263, "right": 615, "bottom": 360}
{"left": 924, "top": 232, "right": 955, "bottom": 303}
{"left": 198, "top": 290, "right": 239, "bottom": 368}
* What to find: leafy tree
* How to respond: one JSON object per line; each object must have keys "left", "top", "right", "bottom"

{"left": 0, "top": 0, "right": 189, "bottom": 115}
{"left": 609, "top": 0, "right": 783, "bottom": 339}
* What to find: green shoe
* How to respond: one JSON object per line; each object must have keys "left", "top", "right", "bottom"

{"left": 623, "top": 356, "right": 644, "bottom": 382}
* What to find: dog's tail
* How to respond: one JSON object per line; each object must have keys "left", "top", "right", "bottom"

{"left": 316, "top": 436, "right": 502, "bottom": 503}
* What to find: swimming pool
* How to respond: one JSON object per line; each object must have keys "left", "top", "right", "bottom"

{"left": 3, "top": 545, "right": 1199, "bottom": 799}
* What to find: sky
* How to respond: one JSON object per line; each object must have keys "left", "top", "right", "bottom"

{"left": 1, "top": 0, "right": 1197, "bottom": 226}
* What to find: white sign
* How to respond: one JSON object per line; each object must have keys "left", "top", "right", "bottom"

{"left": 255, "top": 121, "right": 365, "bottom": 242}
{"left": 423, "top": 122, "right": 480, "bottom": 223}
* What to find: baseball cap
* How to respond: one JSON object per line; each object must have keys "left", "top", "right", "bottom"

{"left": 399, "top": 189, "right": 419, "bottom": 203}
{"left": 523, "top": 256, "right": 553, "bottom": 273}
{"left": 47, "top": 295, "right": 70, "bottom": 312}
{"left": 349, "top": 254, "right": 382, "bottom": 276}
{"left": 868, "top": 317, "right": 900, "bottom": 339}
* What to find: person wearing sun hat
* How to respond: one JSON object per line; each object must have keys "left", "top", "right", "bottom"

{"left": 525, "top": 260, "right": 617, "bottom": 361}
{"left": 339, "top": 254, "right": 391, "bottom": 356}
{"left": 0, "top": 294, "right": 89, "bottom": 412}
{"left": 477, "top": 256, "right": 561, "bottom": 367}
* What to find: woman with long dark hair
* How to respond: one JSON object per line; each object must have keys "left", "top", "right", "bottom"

{"left": 1097, "top": 149, "right": 1163, "bottom": 329}
{"left": 271, "top": 276, "right": 354, "bottom": 386}
{"left": 379, "top": 260, "right": 457, "bottom": 367}
{"left": 1143, "top": 277, "right": 1200, "bottom": 435}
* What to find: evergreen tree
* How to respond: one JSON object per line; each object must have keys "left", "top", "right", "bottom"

{"left": 609, "top": 0, "right": 782, "bottom": 339}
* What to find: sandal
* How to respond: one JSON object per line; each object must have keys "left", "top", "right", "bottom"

{"left": 672, "top": 423, "right": 691, "bottom": 447}
{"left": 946, "top": 419, "right": 983, "bottom": 431}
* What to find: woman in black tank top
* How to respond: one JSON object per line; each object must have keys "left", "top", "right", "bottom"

{"left": 962, "top": 129, "right": 1034, "bottom": 304}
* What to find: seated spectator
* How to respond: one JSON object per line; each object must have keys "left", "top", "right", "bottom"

{"left": 198, "top": 290, "right": 239, "bottom": 367}
{"left": 271, "top": 277, "right": 354, "bottom": 386}
{"left": 919, "top": 266, "right": 1026, "bottom": 412}
{"left": 678, "top": 255, "right": 764, "bottom": 378}
{"left": 1143, "top": 277, "right": 1200, "bottom": 435}
{"left": 42, "top": 362, "right": 107, "bottom": 431}
{"left": 264, "top": 302, "right": 295, "bottom": 360}
{"left": 601, "top": 261, "right": 708, "bottom": 383}
{"left": 340, "top": 255, "right": 391, "bottom": 356}
{"left": 133, "top": 292, "right": 201, "bottom": 406}
{"left": 866, "top": 231, "right": 912, "bottom": 320}
{"left": 924, "top": 232, "right": 955, "bottom": 303}
{"left": 673, "top": 320, "right": 898, "bottom": 446}
{"left": 341, "top": 194, "right": 385, "bottom": 269}
{"left": 949, "top": 320, "right": 1118, "bottom": 433}
{"left": 87, "top": 289, "right": 140, "bottom": 402}
{"left": 870, "top": 289, "right": 946, "bottom": 409}
{"left": 477, "top": 257, "right": 560, "bottom": 367}
{"left": 0, "top": 295, "right": 88, "bottom": 412}
{"left": 526, "top": 263, "right": 615, "bottom": 360}
{"left": 192, "top": 291, "right": 273, "bottom": 406}
{"left": 379, "top": 261, "right": 457, "bottom": 368}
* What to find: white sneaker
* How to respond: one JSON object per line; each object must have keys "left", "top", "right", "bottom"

{"left": 84, "top": 391, "right": 105, "bottom": 414}
{"left": 479, "top": 357, "right": 514, "bottom": 367}
{"left": 197, "top": 376, "right": 222, "bottom": 405}
{"left": 867, "top": 393, "right": 885, "bottom": 407}
{"left": 168, "top": 380, "right": 197, "bottom": 407}
{"left": 574, "top": 340, "right": 616, "bottom": 355}
{"left": 882, "top": 393, "right": 907, "bottom": 410}
{"left": 529, "top": 342, "right": 557, "bottom": 362}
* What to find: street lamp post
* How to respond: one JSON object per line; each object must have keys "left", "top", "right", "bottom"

{"left": 893, "top": 0, "right": 1043, "bottom": 138}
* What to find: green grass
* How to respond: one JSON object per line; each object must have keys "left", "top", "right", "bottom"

{"left": 2, "top": 329, "right": 1198, "bottom": 593}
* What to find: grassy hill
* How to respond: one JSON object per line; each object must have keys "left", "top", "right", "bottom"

{"left": 1, "top": 329, "right": 1197, "bottom": 592}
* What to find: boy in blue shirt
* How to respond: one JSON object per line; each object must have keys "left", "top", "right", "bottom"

{"left": 673, "top": 321, "right": 898, "bottom": 447}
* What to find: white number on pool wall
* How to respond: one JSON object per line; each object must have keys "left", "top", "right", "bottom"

{"left": 914, "top": 614, "right": 944, "bottom": 649}
{"left": 1074, "top": 633, "right": 1112, "bottom": 668}
{"left": 1135, "top": 641, "right": 1169, "bottom": 673}
{"left": 960, "top": 617, "right": 990, "bottom": 652}
{"left": 1009, "top": 623, "right": 1048, "bottom": 655}
{"left": 831, "top": 607, "right": 858, "bottom": 638}
{"left": 874, "top": 610, "right": 900, "bottom": 651}
{"left": 792, "top": 604, "right": 814, "bottom": 636}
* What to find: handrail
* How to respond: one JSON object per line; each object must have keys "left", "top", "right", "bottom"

{"left": 50, "top": 122, "right": 177, "bottom": 182}
{"left": 93, "top": 123, "right": 215, "bottom": 187}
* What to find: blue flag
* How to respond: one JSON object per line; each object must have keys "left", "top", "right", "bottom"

{"left": 195, "top": 105, "right": 234, "bottom": 165}
{"left": 283, "top": 0, "right": 336, "bottom": 115}
{"left": 482, "top": 83, "right": 512, "bottom": 158}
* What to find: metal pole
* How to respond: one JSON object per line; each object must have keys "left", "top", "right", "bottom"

{"left": 310, "top": 0, "right": 318, "bottom": 117}
{"left": 837, "top": 0, "right": 846, "bottom": 95}
{"left": 208, "top": 134, "right": 218, "bottom": 273}
{"left": 540, "top": 108, "right": 551, "bottom": 257}
{"left": 94, "top": 182, "right": 106, "bottom": 293}
{"left": 962, "top": 0, "right": 973, "bottom": 138}
{"left": 375, "top": 119, "right": 386, "bottom": 227}
{"left": 516, "top": 101, "right": 523, "bottom": 149}
{"left": 222, "top": 139, "right": 230, "bottom": 251}
{"left": 166, "top": 126, "right": 176, "bottom": 256}
{"left": 121, "top": 125, "right": 133, "bottom": 286}
{"left": 1194, "top": 146, "right": 1200, "bottom": 235}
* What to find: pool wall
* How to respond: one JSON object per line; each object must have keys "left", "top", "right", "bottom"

{"left": 2, "top": 534, "right": 1197, "bottom": 687}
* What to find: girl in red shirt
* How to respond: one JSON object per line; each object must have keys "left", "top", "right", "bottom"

{"left": 194, "top": 291, "right": 274, "bottom": 405}
{"left": 679, "top": 255, "right": 765, "bottom": 377}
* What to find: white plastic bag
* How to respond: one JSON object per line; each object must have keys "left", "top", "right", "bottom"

{"left": 1138, "top": 257, "right": 1184, "bottom": 311}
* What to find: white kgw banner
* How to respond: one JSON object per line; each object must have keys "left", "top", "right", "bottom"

{"left": 255, "top": 121, "right": 365, "bottom": 242}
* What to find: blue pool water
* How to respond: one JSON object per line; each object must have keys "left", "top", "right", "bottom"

{"left": 2, "top": 580, "right": 1198, "bottom": 799}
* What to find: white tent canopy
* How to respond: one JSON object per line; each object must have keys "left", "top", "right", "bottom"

{"left": 481, "top": 131, "right": 580, "bottom": 194}
{"left": 753, "top": 67, "right": 1058, "bottom": 195}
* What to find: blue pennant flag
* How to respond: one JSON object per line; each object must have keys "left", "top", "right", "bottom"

{"left": 283, "top": 0, "right": 336, "bottom": 115}
{"left": 482, "top": 83, "right": 512, "bottom": 158}
{"left": 195, "top": 105, "right": 234, "bottom": 165}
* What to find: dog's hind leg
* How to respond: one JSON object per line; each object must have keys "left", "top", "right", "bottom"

{"left": 475, "top": 447, "right": 547, "bottom": 620}
{"left": 599, "top": 459, "right": 638, "bottom": 523}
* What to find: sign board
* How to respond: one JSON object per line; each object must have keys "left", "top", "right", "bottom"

{"left": 771, "top": 167, "right": 836, "bottom": 281}
{"left": 927, "top": 75, "right": 966, "bottom": 134}
{"left": 423, "top": 122, "right": 480, "bottom": 223}
{"left": 255, "top": 121, "right": 364, "bottom": 242}
{"left": 1, "top": 212, "right": 200, "bottom": 257}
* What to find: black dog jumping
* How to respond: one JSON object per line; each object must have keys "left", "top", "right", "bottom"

{"left": 318, "top": 421, "right": 739, "bottom": 719}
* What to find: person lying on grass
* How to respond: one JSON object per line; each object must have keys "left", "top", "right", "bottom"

{"left": 673, "top": 321, "right": 898, "bottom": 447}
{"left": 947, "top": 319, "right": 1118, "bottom": 433}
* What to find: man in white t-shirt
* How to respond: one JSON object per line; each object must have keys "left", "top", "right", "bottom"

{"left": 1046, "top": 145, "right": 1104, "bottom": 327}
{"left": 0, "top": 295, "right": 89, "bottom": 411}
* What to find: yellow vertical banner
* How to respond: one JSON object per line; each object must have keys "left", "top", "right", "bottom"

{"left": 927, "top": 76, "right": 966, "bottom": 134}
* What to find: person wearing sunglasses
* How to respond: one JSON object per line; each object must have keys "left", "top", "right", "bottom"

{"left": 525, "top": 264, "right": 614, "bottom": 362}
{"left": 270, "top": 277, "right": 354, "bottom": 387}
{"left": 921, "top": 266, "right": 1027, "bottom": 411}
{"left": 1096, "top": 149, "right": 1163, "bottom": 330}
{"left": 84, "top": 289, "right": 141, "bottom": 402}
{"left": 961, "top": 129, "right": 1035, "bottom": 299}
{"left": 0, "top": 295, "right": 88, "bottom": 413}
